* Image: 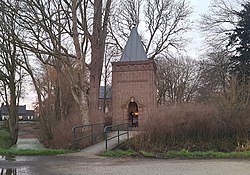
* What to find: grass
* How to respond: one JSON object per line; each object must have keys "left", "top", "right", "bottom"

{"left": 161, "top": 150, "right": 250, "bottom": 159}
{"left": 100, "top": 149, "right": 250, "bottom": 159}
{"left": 0, "top": 127, "right": 75, "bottom": 156}
{"left": 0, "top": 126, "right": 76, "bottom": 156}
{"left": 0, "top": 148, "right": 76, "bottom": 156}
{"left": 100, "top": 149, "right": 138, "bottom": 157}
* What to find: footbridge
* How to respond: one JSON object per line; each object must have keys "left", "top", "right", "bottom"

{"left": 71, "top": 123, "right": 137, "bottom": 155}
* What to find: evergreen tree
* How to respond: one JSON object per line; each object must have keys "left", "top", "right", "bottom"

{"left": 229, "top": 2, "right": 250, "bottom": 83}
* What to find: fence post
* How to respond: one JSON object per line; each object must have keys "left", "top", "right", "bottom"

{"left": 118, "top": 125, "right": 120, "bottom": 145}
{"left": 127, "top": 123, "right": 129, "bottom": 140}
{"left": 104, "top": 127, "right": 108, "bottom": 150}
{"left": 91, "top": 125, "right": 94, "bottom": 144}
{"left": 72, "top": 127, "right": 76, "bottom": 149}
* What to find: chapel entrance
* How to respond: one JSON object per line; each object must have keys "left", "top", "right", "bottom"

{"left": 128, "top": 102, "right": 139, "bottom": 127}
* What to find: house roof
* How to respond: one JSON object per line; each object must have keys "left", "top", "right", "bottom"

{"left": 26, "top": 110, "right": 35, "bottom": 116}
{"left": 99, "top": 86, "right": 112, "bottom": 99}
{"left": 0, "top": 105, "right": 27, "bottom": 115}
{"left": 120, "top": 27, "right": 147, "bottom": 62}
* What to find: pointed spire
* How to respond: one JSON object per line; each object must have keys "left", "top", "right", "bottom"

{"left": 120, "top": 27, "right": 147, "bottom": 61}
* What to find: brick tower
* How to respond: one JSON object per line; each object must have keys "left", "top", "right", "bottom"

{"left": 112, "top": 27, "right": 157, "bottom": 127}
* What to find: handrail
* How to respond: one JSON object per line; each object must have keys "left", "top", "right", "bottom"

{"left": 72, "top": 122, "right": 105, "bottom": 149}
{"left": 103, "top": 123, "right": 130, "bottom": 150}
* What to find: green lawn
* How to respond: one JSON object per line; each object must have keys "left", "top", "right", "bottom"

{"left": 0, "top": 127, "right": 75, "bottom": 156}
{"left": 100, "top": 149, "right": 250, "bottom": 159}
{"left": 0, "top": 148, "right": 75, "bottom": 156}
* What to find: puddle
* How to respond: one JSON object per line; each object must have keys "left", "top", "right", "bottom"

{"left": 0, "top": 155, "right": 16, "bottom": 161}
{"left": 0, "top": 169, "right": 17, "bottom": 175}
{"left": 0, "top": 155, "right": 35, "bottom": 174}
{"left": 0, "top": 167, "right": 32, "bottom": 175}
{"left": 1, "top": 155, "right": 36, "bottom": 162}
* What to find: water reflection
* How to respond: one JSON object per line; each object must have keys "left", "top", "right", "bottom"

{"left": 0, "top": 169, "right": 17, "bottom": 175}
{"left": 1, "top": 156, "right": 31, "bottom": 175}
{"left": 2, "top": 156, "right": 16, "bottom": 161}
{"left": 0, "top": 167, "right": 32, "bottom": 175}
{"left": 0, "top": 155, "right": 16, "bottom": 175}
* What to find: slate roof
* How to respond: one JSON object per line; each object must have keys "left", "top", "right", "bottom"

{"left": 1, "top": 105, "right": 27, "bottom": 115}
{"left": 99, "top": 86, "right": 112, "bottom": 99}
{"left": 26, "top": 110, "right": 35, "bottom": 116}
{"left": 120, "top": 27, "right": 147, "bottom": 61}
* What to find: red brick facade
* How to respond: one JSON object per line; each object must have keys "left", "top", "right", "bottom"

{"left": 112, "top": 60, "right": 157, "bottom": 126}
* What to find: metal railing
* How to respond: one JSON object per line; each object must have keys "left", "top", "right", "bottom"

{"left": 72, "top": 123, "right": 105, "bottom": 149}
{"left": 103, "top": 123, "right": 130, "bottom": 150}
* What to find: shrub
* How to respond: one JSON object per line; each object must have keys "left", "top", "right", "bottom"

{"left": 47, "top": 116, "right": 82, "bottom": 149}
{"left": 0, "top": 128, "right": 12, "bottom": 148}
{"left": 127, "top": 103, "right": 250, "bottom": 152}
{"left": 43, "top": 112, "right": 106, "bottom": 149}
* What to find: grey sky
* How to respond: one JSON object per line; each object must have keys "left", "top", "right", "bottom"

{"left": 185, "top": 0, "right": 211, "bottom": 59}
{"left": 191, "top": 0, "right": 210, "bottom": 16}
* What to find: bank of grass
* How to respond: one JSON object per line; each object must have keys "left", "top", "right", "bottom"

{"left": 0, "top": 147, "right": 76, "bottom": 156}
{"left": 100, "top": 149, "right": 250, "bottom": 159}
{"left": 0, "top": 128, "right": 75, "bottom": 156}
{"left": 0, "top": 125, "right": 76, "bottom": 156}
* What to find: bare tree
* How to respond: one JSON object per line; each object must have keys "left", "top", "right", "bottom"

{"left": 100, "top": 43, "right": 118, "bottom": 113}
{"left": 0, "top": 0, "right": 23, "bottom": 144}
{"left": 156, "top": 56, "right": 200, "bottom": 104}
{"left": 200, "top": 0, "right": 247, "bottom": 49}
{"left": 109, "top": 0, "right": 143, "bottom": 47}
{"left": 110, "top": 0, "right": 192, "bottom": 59}
{"left": 199, "top": 0, "right": 249, "bottom": 103}
{"left": 88, "top": 0, "right": 112, "bottom": 116}
{"left": 197, "top": 47, "right": 231, "bottom": 102}
{"left": 3, "top": 0, "right": 112, "bottom": 125}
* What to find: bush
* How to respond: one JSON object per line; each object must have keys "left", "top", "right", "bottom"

{"left": 43, "top": 116, "right": 82, "bottom": 149}
{"left": 40, "top": 113, "right": 106, "bottom": 149}
{"left": 127, "top": 103, "right": 250, "bottom": 152}
{"left": 0, "top": 128, "right": 12, "bottom": 148}
{"left": 38, "top": 108, "right": 108, "bottom": 149}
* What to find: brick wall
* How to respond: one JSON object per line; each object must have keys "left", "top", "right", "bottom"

{"left": 112, "top": 60, "right": 157, "bottom": 126}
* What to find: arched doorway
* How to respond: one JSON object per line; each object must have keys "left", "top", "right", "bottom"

{"left": 128, "top": 101, "right": 139, "bottom": 127}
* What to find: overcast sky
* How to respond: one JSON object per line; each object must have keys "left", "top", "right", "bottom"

{"left": 185, "top": 0, "right": 211, "bottom": 59}
{"left": 191, "top": 0, "right": 210, "bottom": 15}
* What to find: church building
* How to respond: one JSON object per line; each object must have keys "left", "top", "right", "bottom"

{"left": 111, "top": 27, "right": 157, "bottom": 127}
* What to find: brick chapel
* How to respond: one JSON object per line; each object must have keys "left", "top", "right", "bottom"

{"left": 112, "top": 27, "right": 157, "bottom": 127}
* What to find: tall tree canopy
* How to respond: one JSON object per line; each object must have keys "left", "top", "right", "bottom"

{"left": 109, "top": 0, "right": 192, "bottom": 59}
{"left": 199, "top": 0, "right": 250, "bottom": 105}
{"left": 228, "top": 2, "right": 250, "bottom": 82}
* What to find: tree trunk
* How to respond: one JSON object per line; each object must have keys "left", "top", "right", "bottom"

{"left": 8, "top": 111, "right": 18, "bottom": 145}
{"left": 71, "top": 86, "right": 90, "bottom": 125}
{"left": 89, "top": 49, "right": 104, "bottom": 115}
{"left": 88, "top": 0, "right": 111, "bottom": 120}
{"left": 79, "top": 91, "right": 89, "bottom": 125}
{"left": 8, "top": 84, "right": 19, "bottom": 145}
